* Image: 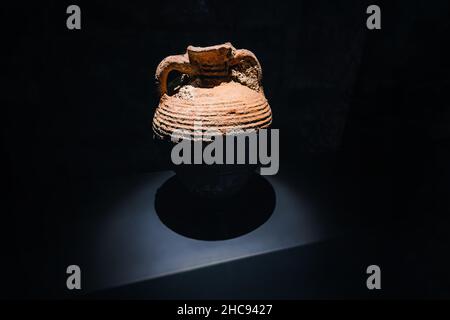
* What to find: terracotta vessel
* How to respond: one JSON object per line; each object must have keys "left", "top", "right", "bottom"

{"left": 152, "top": 43, "right": 272, "bottom": 197}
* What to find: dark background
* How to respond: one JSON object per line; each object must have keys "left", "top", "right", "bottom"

{"left": 2, "top": 0, "right": 450, "bottom": 298}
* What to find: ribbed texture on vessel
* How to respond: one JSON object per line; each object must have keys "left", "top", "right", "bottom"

{"left": 153, "top": 81, "right": 272, "bottom": 141}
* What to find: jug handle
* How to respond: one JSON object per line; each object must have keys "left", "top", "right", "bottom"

{"left": 155, "top": 53, "right": 195, "bottom": 96}
{"left": 230, "top": 49, "right": 263, "bottom": 90}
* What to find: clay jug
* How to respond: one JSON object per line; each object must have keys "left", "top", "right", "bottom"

{"left": 152, "top": 43, "right": 272, "bottom": 198}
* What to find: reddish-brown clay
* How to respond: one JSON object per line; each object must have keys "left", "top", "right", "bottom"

{"left": 152, "top": 43, "right": 272, "bottom": 141}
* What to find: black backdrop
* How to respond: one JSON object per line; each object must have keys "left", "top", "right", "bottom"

{"left": 2, "top": 0, "right": 450, "bottom": 298}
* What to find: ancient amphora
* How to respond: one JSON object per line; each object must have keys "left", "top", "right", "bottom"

{"left": 152, "top": 43, "right": 272, "bottom": 198}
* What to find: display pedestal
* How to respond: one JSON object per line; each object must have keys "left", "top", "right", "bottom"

{"left": 59, "top": 170, "right": 337, "bottom": 293}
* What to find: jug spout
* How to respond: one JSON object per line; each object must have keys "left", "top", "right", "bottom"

{"left": 155, "top": 42, "right": 263, "bottom": 95}
{"left": 187, "top": 42, "right": 235, "bottom": 77}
